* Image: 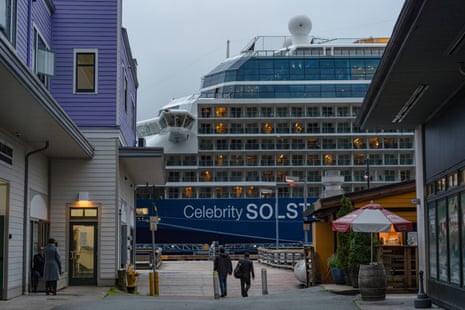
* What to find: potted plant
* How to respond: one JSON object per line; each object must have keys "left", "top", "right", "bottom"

{"left": 347, "top": 231, "right": 371, "bottom": 288}
{"left": 327, "top": 254, "right": 345, "bottom": 284}
{"left": 335, "top": 196, "right": 353, "bottom": 285}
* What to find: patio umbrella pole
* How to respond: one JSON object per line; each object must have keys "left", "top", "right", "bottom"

{"left": 370, "top": 232, "right": 373, "bottom": 263}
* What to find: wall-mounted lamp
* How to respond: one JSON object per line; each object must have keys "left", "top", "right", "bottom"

{"left": 77, "top": 192, "right": 89, "bottom": 201}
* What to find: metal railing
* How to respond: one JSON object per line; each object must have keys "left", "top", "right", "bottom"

{"left": 257, "top": 247, "right": 304, "bottom": 269}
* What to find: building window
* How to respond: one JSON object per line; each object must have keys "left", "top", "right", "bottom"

{"left": 0, "top": 0, "right": 16, "bottom": 44}
{"left": 0, "top": 140, "right": 13, "bottom": 165}
{"left": 34, "top": 28, "right": 54, "bottom": 87}
{"left": 75, "top": 50, "right": 97, "bottom": 93}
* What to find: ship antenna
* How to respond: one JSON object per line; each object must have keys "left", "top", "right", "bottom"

{"left": 226, "top": 40, "right": 230, "bottom": 58}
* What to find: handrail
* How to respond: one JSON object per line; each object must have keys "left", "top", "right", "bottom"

{"left": 257, "top": 247, "right": 304, "bottom": 269}
{"left": 258, "top": 246, "right": 316, "bottom": 287}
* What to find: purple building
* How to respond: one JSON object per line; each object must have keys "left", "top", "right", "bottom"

{"left": 0, "top": 0, "right": 163, "bottom": 299}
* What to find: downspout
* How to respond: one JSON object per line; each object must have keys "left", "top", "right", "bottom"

{"left": 22, "top": 141, "right": 49, "bottom": 294}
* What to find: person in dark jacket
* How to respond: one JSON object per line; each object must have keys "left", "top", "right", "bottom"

{"left": 238, "top": 252, "right": 255, "bottom": 297}
{"left": 213, "top": 246, "right": 232, "bottom": 297}
{"left": 32, "top": 246, "right": 45, "bottom": 292}
{"left": 43, "top": 238, "right": 62, "bottom": 295}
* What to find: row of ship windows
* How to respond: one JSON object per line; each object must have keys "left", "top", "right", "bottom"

{"left": 166, "top": 169, "right": 413, "bottom": 184}
{"left": 197, "top": 138, "right": 413, "bottom": 151}
{"left": 198, "top": 123, "right": 412, "bottom": 135}
{"left": 199, "top": 105, "right": 360, "bottom": 118}
{"left": 164, "top": 175, "right": 412, "bottom": 199}
{"left": 200, "top": 84, "right": 369, "bottom": 99}
{"left": 202, "top": 57, "right": 380, "bottom": 88}
{"left": 167, "top": 148, "right": 414, "bottom": 166}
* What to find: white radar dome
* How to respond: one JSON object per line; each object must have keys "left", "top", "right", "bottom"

{"left": 288, "top": 15, "right": 312, "bottom": 45}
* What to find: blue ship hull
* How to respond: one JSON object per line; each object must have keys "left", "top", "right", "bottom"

{"left": 136, "top": 198, "right": 316, "bottom": 245}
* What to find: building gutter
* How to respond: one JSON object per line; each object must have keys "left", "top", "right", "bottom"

{"left": 22, "top": 141, "right": 49, "bottom": 294}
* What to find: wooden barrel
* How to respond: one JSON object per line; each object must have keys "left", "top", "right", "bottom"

{"left": 358, "top": 263, "right": 386, "bottom": 301}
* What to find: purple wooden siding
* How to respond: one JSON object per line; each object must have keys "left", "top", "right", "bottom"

{"left": 50, "top": 0, "right": 118, "bottom": 128}
{"left": 119, "top": 31, "right": 137, "bottom": 146}
{"left": 32, "top": 1, "right": 53, "bottom": 44}
{"left": 14, "top": 0, "right": 53, "bottom": 70}
{"left": 15, "top": 0, "right": 30, "bottom": 65}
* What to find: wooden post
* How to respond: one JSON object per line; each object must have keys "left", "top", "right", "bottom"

{"left": 149, "top": 272, "right": 154, "bottom": 296}
{"left": 213, "top": 271, "right": 220, "bottom": 299}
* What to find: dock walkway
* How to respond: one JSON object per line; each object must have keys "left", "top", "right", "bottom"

{"left": 136, "top": 260, "right": 302, "bottom": 297}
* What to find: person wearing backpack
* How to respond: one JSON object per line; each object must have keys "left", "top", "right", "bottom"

{"left": 213, "top": 246, "right": 232, "bottom": 297}
{"left": 237, "top": 252, "right": 255, "bottom": 297}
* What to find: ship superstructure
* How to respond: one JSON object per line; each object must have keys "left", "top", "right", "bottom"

{"left": 136, "top": 16, "right": 415, "bottom": 246}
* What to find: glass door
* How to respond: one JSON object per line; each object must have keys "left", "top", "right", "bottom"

{"left": 69, "top": 223, "right": 97, "bottom": 285}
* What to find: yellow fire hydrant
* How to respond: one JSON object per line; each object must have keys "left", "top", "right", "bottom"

{"left": 126, "top": 264, "right": 139, "bottom": 293}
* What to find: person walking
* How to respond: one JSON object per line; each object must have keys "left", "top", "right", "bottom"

{"left": 209, "top": 241, "right": 216, "bottom": 261}
{"left": 237, "top": 252, "right": 255, "bottom": 297}
{"left": 31, "top": 246, "right": 45, "bottom": 292}
{"left": 43, "top": 238, "right": 62, "bottom": 295}
{"left": 213, "top": 246, "right": 232, "bottom": 297}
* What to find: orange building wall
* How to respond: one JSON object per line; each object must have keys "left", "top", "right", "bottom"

{"left": 312, "top": 189, "right": 417, "bottom": 283}
{"left": 312, "top": 221, "right": 335, "bottom": 283}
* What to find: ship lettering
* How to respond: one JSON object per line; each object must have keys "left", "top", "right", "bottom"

{"left": 183, "top": 205, "right": 243, "bottom": 221}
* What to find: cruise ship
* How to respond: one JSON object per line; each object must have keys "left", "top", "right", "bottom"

{"left": 135, "top": 16, "right": 415, "bottom": 249}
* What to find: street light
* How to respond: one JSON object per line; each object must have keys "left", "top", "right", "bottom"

{"left": 285, "top": 175, "right": 309, "bottom": 244}
{"left": 364, "top": 156, "right": 370, "bottom": 189}
{"left": 260, "top": 187, "right": 279, "bottom": 249}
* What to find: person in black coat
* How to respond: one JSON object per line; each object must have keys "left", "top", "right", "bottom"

{"left": 213, "top": 246, "right": 232, "bottom": 297}
{"left": 32, "top": 246, "right": 45, "bottom": 292}
{"left": 238, "top": 252, "right": 255, "bottom": 297}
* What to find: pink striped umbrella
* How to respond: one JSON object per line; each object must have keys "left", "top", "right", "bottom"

{"left": 332, "top": 203, "right": 413, "bottom": 262}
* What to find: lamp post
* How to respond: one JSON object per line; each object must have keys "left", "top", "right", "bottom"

{"left": 261, "top": 187, "right": 279, "bottom": 249}
{"left": 286, "top": 176, "right": 308, "bottom": 244}
{"left": 364, "top": 156, "right": 370, "bottom": 189}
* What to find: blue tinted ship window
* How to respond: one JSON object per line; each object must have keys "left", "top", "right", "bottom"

{"left": 275, "top": 85, "right": 290, "bottom": 97}
{"left": 321, "top": 84, "right": 336, "bottom": 97}
{"left": 273, "top": 59, "right": 289, "bottom": 80}
{"left": 352, "top": 84, "right": 368, "bottom": 97}
{"left": 200, "top": 83, "right": 370, "bottom": 98}
{"left": 335, "top": 84, "right": 352, "bottom": 97}
{"left": 305, "top": 59, "right": 319, "bottom": 69}
{"left": 202, "top": 56, "right": 380, "bottom": 87}
{"left": 225, "top": 71, "right": 236, "bottom": 82}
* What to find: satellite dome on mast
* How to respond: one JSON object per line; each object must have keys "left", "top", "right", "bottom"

{"left": 288, "top": 15, "right": 312, "bottom": 45}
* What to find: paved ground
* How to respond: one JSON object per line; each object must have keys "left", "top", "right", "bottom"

{"left": 1, "top": 260, "right": 442, "bottom": 310}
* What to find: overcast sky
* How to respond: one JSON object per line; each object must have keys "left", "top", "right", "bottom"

{"left": 122, "top": 0, "right": 405, "bottom": 121}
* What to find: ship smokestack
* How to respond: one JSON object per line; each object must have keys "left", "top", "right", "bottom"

{"left": 226, "top": 40, "right": 230, "bottom": 58}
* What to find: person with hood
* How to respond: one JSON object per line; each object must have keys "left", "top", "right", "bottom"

{"left": 213, "top": 246, "right": 232, "bottom": 297}
{"left": 43, "top": 238, "right": 62, "bottom": 295}
{"left": 31, "top": 246, "right": 45, "bottom": 292}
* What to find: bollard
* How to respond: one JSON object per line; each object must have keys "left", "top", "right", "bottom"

{"left": 149, "top": 272, "right": 154, "bottom": 296}
{"left": 261, "top": 268, "right": 268, "bottom": 295}
{"left": 213, "top": 271, "right": 220, "bottom": 299}
{"left": 154, "top": 271, "right": 159, "bottom": 296}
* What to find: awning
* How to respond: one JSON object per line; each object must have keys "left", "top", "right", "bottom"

{"left": 0, "top": 36, "right": 94, "bottom": 158}
{"left": 356, "top": 0, "right": 465, "bottom": 131}
{"left": 119, "top": 147, "right": 165, "bottom": 186}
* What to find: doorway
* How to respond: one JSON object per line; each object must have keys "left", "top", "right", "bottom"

{"left": 69, "top": 223, "right": 97, "bottom": 285}
{"left": 0, "top": 182, "right": 8, "bottom": 299}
